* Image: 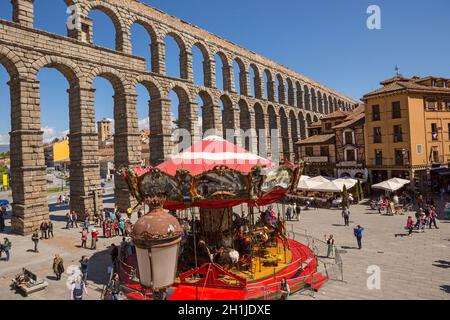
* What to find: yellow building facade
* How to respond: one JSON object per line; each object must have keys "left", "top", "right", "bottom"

{"left": 363, "top": 75, "right": 450, "bottom": 191}
{"left": 53, "top": 139, "right": 70, "bottom": 162}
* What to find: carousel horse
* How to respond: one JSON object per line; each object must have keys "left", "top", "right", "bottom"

{"left": 198, "top": 240, "right": 239, "bottom": 270}
{"left": 255, "top": 209, "right": 290, "bottom": 250}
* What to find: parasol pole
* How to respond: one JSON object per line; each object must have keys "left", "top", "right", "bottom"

{"left": 192, "top": 208, "right": 198, "bottom": 269}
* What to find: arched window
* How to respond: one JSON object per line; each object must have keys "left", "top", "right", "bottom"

{"left": 130, "top": 22, "right": 156, "bottom": 72}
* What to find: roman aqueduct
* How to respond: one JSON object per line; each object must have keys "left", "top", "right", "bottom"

{"left": 0, "top": 0, "right": 357, "bottom": 234}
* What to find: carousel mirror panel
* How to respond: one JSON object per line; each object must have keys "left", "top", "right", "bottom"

{"left": 261, "top": 168, "right": 293, "bottom": 193}
{"left": 139, "top": 171, "right": 182, "bottom": 200}
{"left": 195, "top": 168, "right": 249, "bottom": 200}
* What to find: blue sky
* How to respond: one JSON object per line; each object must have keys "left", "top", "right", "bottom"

{"left": 1, "top": 0, "right": 450, "bottom": 145}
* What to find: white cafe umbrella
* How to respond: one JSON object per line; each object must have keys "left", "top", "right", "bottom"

{"left": 297, "top": 176, "right": 330, "bottom": 191}
{"left": 333, "top": 178, "right": 358, "bottom": 191}
{"left": 371, "top": 180, "right": 404, "bottom": 192}
{"left": 390, "top": 178, "right": 410, "bottom": 186}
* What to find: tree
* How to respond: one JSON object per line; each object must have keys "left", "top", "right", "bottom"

{"left": 356, "top": 180, "right": 364, "bottom": 202}
{"left": 342, "top": 185, "right": 349, "bottom": 208}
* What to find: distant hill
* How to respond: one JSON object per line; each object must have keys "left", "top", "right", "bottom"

{"left": 0, "top": 145, "right": 10, "bottom": 153}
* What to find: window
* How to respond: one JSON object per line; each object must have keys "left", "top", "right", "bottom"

{"left": 320, "top": 146, "right": 329, "bottom": 157}
{"left": 448, "top": 123, "right": 450, "bottom": 140}
{"left": 395, "top": 149, "right": 404, "bottom": 166}
{"left": 432, "top": 123, "right": 439, "bottom": 140}
{"left": 325, "top": 123, "right": 332, "bottom": 131}
{"left": 346, "top": 149, "right": 356, "bottom": 162}
{"left": 372, "top": 105, "right": 380, "bottom": 121}
{"left": 374, "top": 127, "right": 382, "bottom": 143}
{"left": 432, "top": 149, "right": 439, "bottom": 163}
{"left": 426, "top": 99, "right": 437, "bottom": 111}
{"left": 392, "top": 102, "right": 401, "bottom": 119}
{"left": 305, "top": 147, "right": 314, "bottom": 157}
{"left": 416, "top": 144, "right": 423, "bottom": 154}
{"left": 394, "top": 125, "right": 403, "bottom": 142}
{"left": 446, "top": 100, "right": 450, "bottom": 111}
{"left": 375, "top": 150, "right": 383, "bottom": 166}
{"left": 344, "top": 131, "right": 354, "bottom": 145}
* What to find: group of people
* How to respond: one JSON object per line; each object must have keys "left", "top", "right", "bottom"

{"left": 404, "top": 206, "right": 439, "bottom": 236}
{"left": 284, "top": 203, "right": 301, "bottom": 221}
{"left": 57, "top": 194, "right": 69, "bottom": 205}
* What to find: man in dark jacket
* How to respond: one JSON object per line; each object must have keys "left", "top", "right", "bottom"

{"left": 32, "top": 231, "right": 39, "bottom": 253}
{"left": 354, "top": 225, "right": 365, "bottom": 250}
{"left": 80, "top": 256, "right": 90, "bottom": 284}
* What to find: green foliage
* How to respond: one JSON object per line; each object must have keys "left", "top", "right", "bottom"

{"left": 342, "top": 185, "right": 349, "bottom": 207}
{"left": 356, "top": 180, "right": 364, "bottom": 202}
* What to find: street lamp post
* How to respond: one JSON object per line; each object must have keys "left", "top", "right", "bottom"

{"left": 131, "top": 196, "right": 183, "bottom": 300}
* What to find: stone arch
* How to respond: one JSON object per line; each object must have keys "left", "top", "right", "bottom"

{"left": 328, "top": 95, "right": 334, "bottom": 113}
{"left": 295, "top": 82, "right": 304, "bottom": 109}
{"left": 279, "top": 107, "right": 290, "bottom": 160}
{"left": 286, "top": 78, "right": 295, "bottom": 106}
{"left": 239, "top": 99, "right": 254, "bottom": 151}
{"left": 134, "top": 75, "right": 163, "bottom": 100}
{"left": 86, "top": 1, "right": 126, "bottom": 52}
{"left": 267, "top": 104, "right": 279, "bottom": 159}
{"left": 306, "top": 113, "right": 312, "bottom": 126}
{"left": 264, "top": 69, "right": 275, "bottom": 102}
{"left": 233, "top": 57, "right": 248, "bottom": 96}
{"left": 220, "top": 94, "right": 237, "bottom": 141}
{"left": 313, "top": 115, "right": 319, "bottom": 123}
{"left": 310, "top": 88, "right": 317, "bottom": 112}
{"left": 317, "top": 91, "right": 324, "bottom": 114}
{"left": 163, "top": 31, "right": 189, "bottom": 80}
{"left": 215, "top": 51, "right": 232, "bottom": 92}
{"left": 249, "top": 63, "right": 262, "bottom": 99}
{"left": 254, "top": 102, "right": 266, "bottom": 155}
{"left": 289, "top": 110, "right": 299, "bottom": 160}
{"left": 86, "top": 66, "right": 129, "bottom": 94}
{"left": 276, "top": 74, "right": 286, "bottom": 104}
{"left": 0, "top": 46, "right": 25, "bottom": 78}
{"left": 192, "top": 41, "right": 212, "bottom": 87}
{"left": 198, "top": 89, "right": 219, "bottom": 136}
{"left": 333, "top": 97, "right": 338, "bottom": 112}
{"left": 298, "top": 112, "right": 306, "bottom": 140}
{"left": 30, "top": 55, "right": 83, "bottom": 87}
{"left": 303, "top": 85, "right": 311, "bottom": 111}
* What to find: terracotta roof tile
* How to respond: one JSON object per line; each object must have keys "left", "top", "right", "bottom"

{"left": 296, "top": 134, "right": 335, "bottom": 145}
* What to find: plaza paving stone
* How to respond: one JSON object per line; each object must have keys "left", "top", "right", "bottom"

{"left": 0, "top": 199, "right": 449, "bottom": 300}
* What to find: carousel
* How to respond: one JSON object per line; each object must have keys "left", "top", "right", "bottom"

{"left": 118, "top": 136, "right": 324, "bottom": 300}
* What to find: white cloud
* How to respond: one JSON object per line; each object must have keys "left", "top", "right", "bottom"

{"left": 138, "top": 117, "right": 149, "bottom": 130}
{"left": 0, "top": 133, "right": 9, "bottom": 145}
{"left": 42, "top": 127, "right": 69, "bottom": 143}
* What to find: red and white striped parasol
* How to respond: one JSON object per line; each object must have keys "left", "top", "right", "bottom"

{"left": 157, "top": 135, "right": 273, "bottom": 176}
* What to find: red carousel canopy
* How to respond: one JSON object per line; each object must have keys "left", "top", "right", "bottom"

{"left": 122, "top": 136, "right": 302, "bottom": 210}
{"left": 157, "top": 135, "right": 274, "bottom": 176}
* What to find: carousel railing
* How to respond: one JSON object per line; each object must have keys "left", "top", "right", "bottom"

{"left": 287, "top": 227, "right": 344, "bottom": 282}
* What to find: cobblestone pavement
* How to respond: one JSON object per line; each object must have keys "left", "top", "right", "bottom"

{"left": 289, "top": 203, "right": 450, "bottom": 300}
{"left": 0, "top": 198, "right": 449, "bottom": 300}
{"left": 0, "top": 193, "right": 119, "bottom": 300}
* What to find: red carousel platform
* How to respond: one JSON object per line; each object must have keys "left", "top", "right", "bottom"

{"left": 120, "top": 239, "right": 327, "bottom": 300}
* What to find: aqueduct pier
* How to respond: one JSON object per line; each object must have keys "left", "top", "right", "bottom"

{"left": 0, "top": 0, "right": 357, "bottom": 234}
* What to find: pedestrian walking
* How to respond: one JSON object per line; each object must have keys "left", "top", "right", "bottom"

{"left": 429, "top": 206, "right": 439, "bottom": 229}
{"left": 405, "top": 216, "right": 415, "bottom": 236}
{"left": 342, "top": 206, "right": 350, "bottom": 226}
{"left": 71, "top": 211, "right": 78, "bottom": 228}
{"left": 2, "top": 237, "right": 11, "bottom": 261}
{"left": 0, "top": 206, "right": 6, "bottom": 232}
{"left": 119, "top": 219, "right": 125, "bottom": 237}
{"left": 91, "top": 228, "right": 99, "bottom": 250}
{"left": 107, "top": 273, "right": 121, "bottom": 300}
{"left": 69, "top": 275, "right": 88, "bottom": 300}
{"left": 110, "top": 244, "right": 119, "bottom": 271}
{"left": 285, "top": 204, "right": 292, "bottom": 221}
{"left": 325, "top": 234, "right": 335, "bottom": 258}
{"left": 48, "top": 221, "right": 54, "bottom": 238}
{"left": 53, "top": 254, "right": 65, "bottom": 280}
{"left": 353, "top": 225, "right": 365, "bottom": 250}
{"left": 81, "top": 228, "right": 88, "bottom": 248}
{"left": 280, "top": 278, "right": 290, "bottom": 300}
{"left": 40, "top": 221, "right": 48, "bottom": 240}
{"left": 32, "top": 231, "right": 39, "bottom": 253}
{"left": 80, "top": 255, "right": 90, "bottom": 284}
{"left": 295, "top": 202, "right": 301, "bottom": 220}
{"left": 66, "top": 212, "right": 72, "bottom": 229}
{"left": 83, "top": 216, "right": 90, "bottom": 231}
{"left": 114, "top": 220, "right": 120, "bottom": 237}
